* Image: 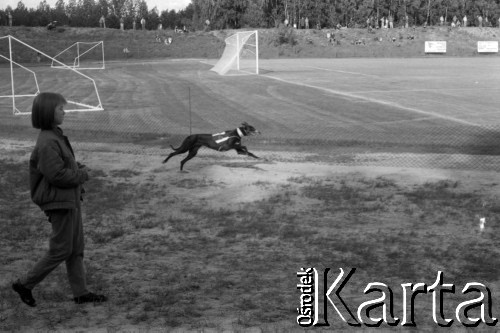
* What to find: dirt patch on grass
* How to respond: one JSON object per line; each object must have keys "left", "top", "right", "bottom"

{"left": 2, "top": 140, "right": 500, "bottom": 331}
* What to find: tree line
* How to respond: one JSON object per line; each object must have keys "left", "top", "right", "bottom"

{"left": 1, "top": 0, "right": 500, "bottom": 30}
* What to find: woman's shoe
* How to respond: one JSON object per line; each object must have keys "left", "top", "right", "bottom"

{"left": 12, "top": 281, "right": 36, "bottom": 307}
{"left": 74, "top": 292, "right": 107, "bottom": 304}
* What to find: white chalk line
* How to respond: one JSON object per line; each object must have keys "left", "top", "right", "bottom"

{"left": 106, "top": 58, "right": 209, "bottom": 67}
{"left": 304, "top": 66, "right": 381, "bottom": 78}
{"left": 347, "top": 87, "right": 499, "bottom": 94}
{"left": 369, "top": 117, "right": 437, "bottom": 125}
{"left": 262, "top": 73, "right": 483, "bottom": 128}
{"left": 303, "top": 65, "right": 500, "bottom": 94}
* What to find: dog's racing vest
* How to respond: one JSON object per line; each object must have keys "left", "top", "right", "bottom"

{"left": 212, "top": 128, "right": 243, "bottom": 150}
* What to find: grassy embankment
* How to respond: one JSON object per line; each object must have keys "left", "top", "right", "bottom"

{"left": 1, "top": 24, "right": 499, "bottom": 62}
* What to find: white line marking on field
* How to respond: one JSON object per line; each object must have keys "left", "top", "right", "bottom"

{"left": 351, "top": 88, "right": 499, "bottom": 93}
{"left": 304, "top": 66, "right": 381, "bottom": 78}
{"left": 198, "top": 60, "right": 213, "bottom": 66}
{"left": 263, "top": 74, "right": 483, "bottom": 127}
{"left": 370, "top": 117, "right": 436, "bottom": 125}
{"left": 106, "top": 58, "right": 209, "bottom": 67}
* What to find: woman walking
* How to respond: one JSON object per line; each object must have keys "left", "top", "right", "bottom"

{"left": 12, "top": 92, "right": 107, "bottom": 307}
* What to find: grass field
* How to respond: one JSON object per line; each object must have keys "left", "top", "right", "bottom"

{"left": 2, "top": 48, "right": 500, "bottom": 331}
{"left": 2, "top": 56, "right": 500, "bottom": 159}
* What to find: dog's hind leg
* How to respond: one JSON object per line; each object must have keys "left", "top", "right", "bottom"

{"left": 162, "top": 151, "right": 179, "bottom": 164}
{"left": 162, "top": 136, "right": 195, "bottom": 165}
{"left": 180, "top": 146, "right": 201, "bottom": 171}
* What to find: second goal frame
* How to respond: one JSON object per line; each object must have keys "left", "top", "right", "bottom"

{"left": 51, "top": 41, "right": 105, "bottom": 70}
{"left": 211, "top": 30, "right": 259, "bottom": 75}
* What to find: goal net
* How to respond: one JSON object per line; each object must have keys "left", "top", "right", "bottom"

{"left": 211, "top": 30, "right": 259, "bottom": 75}
{"left": 0, "top": 35, "right": 104, "bottom": 115}
{"left": 51, "top": 41, "right": 105, "bottom": 70}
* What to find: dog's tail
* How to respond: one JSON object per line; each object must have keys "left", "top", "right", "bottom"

{"left": 167, "top": 135, "right": 196, "bottom": 155}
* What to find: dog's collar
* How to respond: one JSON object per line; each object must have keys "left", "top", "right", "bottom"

{"left": 237, "top": 127, "right": 244, "bottom": 137}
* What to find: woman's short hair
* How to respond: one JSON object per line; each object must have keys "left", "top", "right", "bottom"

{"left": 31, "top": 92, "right": 67, "bottom": 129}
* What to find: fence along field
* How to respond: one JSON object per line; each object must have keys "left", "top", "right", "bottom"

{"left": 1, "top": 55, "right": 500, "bottom": 169}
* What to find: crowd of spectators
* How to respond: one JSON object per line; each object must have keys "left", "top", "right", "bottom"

{"left": 276, "top": 11, "right": 500, "bottom": 32}
{"left": 2, "top": 7, "right": 500, "bottom": 32}
{"left": 362, "top": 14, "right": 500, "bottom": 30}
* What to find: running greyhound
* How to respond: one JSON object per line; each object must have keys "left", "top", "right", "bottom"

{"left": 162, "top": 122, "right": 260, "bottom": 171}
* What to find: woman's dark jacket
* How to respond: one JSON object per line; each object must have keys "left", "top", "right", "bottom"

{"left": 30, "top": 127, "right": 88, "bottom": 211}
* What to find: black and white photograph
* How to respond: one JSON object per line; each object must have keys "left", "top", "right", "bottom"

{"left": 1, "top": 0, "right": 500, "bottom": 331}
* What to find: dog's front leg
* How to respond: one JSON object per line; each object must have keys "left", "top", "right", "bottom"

{"left": 246, "top": 151, "right": 259, "bottom": 159}
{"left": 236, "top": 146, "right": 259, "bottom": 159}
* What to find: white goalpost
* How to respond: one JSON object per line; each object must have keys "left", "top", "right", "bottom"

{"left": 0, "top": 53, "right": 40, "bottom": 102}
{"left": 51, "top": 41, "right": 105, "bottom": 70}
{"left": 211, "top": 30, "right": 259, "bottom": 76}
{"left": 0, "top": 35, "right": 104, "bottom": 115}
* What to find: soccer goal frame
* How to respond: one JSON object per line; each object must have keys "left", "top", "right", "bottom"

{"left": 211, "top": 30, "right": 259, "bottom": 75}
{"left": 51, "top": 41, "right": 105, "bottom": 70}
{"left": 0, "top": 35, "right": 104, "bottom": 115}
{"left": 0, "top": 53, "right": 40, "bottom": 105}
